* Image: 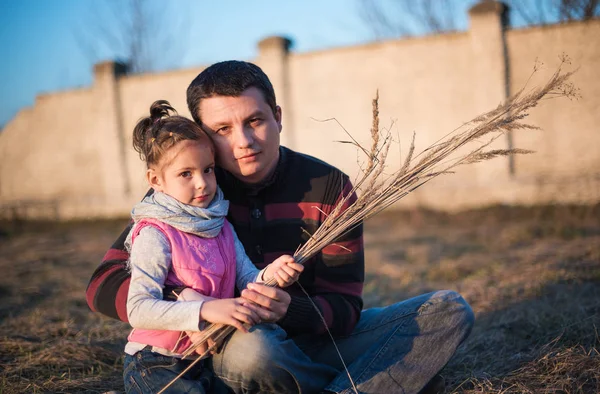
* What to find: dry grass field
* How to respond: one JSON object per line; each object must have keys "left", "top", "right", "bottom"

{"left": 0, "top": 204, "right": 598, "bottom": 393}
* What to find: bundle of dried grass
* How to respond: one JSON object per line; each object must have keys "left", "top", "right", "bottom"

{"left": 158, "top": 56, "right": 579, "bottom": 393}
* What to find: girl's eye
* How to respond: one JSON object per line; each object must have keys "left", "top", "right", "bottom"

{"left": 204, "top": 167, "right": 214, "bottom": 174}
{"left": 180, "top": 171, "right": 192, "bottom": 178}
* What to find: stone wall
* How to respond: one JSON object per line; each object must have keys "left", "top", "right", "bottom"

{"left": 1, "top": 1, "right": 598, "bottom": 219}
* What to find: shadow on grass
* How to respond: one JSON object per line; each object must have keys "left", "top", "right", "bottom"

{"left": 0, "top": 205, "right": 598, "bottom": 393}
{"left": 362, "top": 204, "right": 600, "bottom": 392}
{"left": 363, "top": 269, "right": 600, "bottom": 392}
{"left": 446, "top": 280, "right": 600, "bottom": 393}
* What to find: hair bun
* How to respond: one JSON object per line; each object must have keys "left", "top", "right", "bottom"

{"left": 150, "top": 100, "right": 177, "bottom": 123}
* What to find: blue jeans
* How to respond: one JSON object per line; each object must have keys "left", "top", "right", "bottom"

{"left": 123, "top": 347, "right": 212, "bottom": 394}
{"left": 210, "top": 290, "right": 475, "bottom": 394}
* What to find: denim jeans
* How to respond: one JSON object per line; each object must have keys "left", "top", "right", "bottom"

{"left": 210, "top": 290, "right": 475, "bottom": 394}
{"left": 123, "top": 347, "right": 212, "bottom": 394}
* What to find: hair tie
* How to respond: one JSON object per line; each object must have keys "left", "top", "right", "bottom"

{"left": 153, "top": 118, "right": 160, "bottom": 124}
{"left": 150, "top": 138, "right": 156, "bottom": 143}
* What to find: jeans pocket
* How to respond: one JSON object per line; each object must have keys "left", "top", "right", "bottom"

{"left": 124, "top": 374, "right": 144, "bottom": 394}
{"left": 136, "top": 350, "right": 178, "bottom": 370}
{"left": 123, "top": 356, "right": 146, "bottom": 394}
{"left": 125, "top": 349, "right": 208, "bottom": 393}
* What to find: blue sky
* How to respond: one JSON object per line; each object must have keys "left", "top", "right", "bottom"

{"left": 0, "top": 0, "right": 486, "bottom": 128}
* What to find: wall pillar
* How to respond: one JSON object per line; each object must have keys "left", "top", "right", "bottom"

{"left": 92, "top": 61, "right": 130, "bottom": 212}
{"left": 468, "top": 1, "right": 513, "bottom": 175}
{"left": 256, "top": 36, "right": 295, "bottom": 149}
{"left": 468, "top": 1, "right": 510, "bottom": 109}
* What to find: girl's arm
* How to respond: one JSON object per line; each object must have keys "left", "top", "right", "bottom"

{"left": 127, "top": 226, "right": 204, "bottom": 332}
{"left": 129, "top": 226, "right": 261, "bottom": 333}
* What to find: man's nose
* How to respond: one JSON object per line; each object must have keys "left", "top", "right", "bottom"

{"left": 233, "top": 126, "right": 255, "bottom": 148}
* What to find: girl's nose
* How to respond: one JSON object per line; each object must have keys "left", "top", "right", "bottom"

{"left": 195, "top": 176, "right": 206, "bottom": 189}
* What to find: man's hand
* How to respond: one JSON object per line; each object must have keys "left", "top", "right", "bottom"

{"left": 241, "top": 283, "right": 291, "bottom": 323}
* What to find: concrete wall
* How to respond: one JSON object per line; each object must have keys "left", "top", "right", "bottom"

{"left": 1, "top": 1, "right": 598, "bottom": 219}
{"left": 506, "top": 21, "right": 600, "bottom": 204}
{"left": 285, "top": 8, "right": 508, "bottom": 209}
{"left": 118, "top": 67, "right": 208, "bottom": 201}
{"left": 0, "top": 63, "right": 127, "bottom": 219}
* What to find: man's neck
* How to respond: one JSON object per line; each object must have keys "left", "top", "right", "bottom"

{"left": 231, "top": 147, "right": 285, "bottom": 194}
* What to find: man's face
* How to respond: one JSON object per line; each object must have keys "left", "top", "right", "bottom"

{"left": 198, "top": 87, "right": 282, "bottom": 184}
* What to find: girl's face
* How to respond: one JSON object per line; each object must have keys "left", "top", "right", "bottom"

{"left": 147, "top": 140, "right": 217, "bottom": 208}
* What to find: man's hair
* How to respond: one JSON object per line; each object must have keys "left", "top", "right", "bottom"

{"left": 186, "top": 61, "right": 277, "bottom": 125}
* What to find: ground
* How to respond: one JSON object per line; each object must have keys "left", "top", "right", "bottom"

{"left": 0, "top": 204, "right": 598, "bottom": 393}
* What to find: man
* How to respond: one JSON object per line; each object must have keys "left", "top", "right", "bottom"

{"left": 87, "top": 60, "right": 474, "bottom": 394}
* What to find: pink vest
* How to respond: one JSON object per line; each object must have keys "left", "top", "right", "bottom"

{"left": 127, "top": 218, "right": 236, "bottom": 354}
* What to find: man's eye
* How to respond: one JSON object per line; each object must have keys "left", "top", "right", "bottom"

{"left": 180, "top": 171, "right": 192, "bottom": 178}
{"left": 249, "top": 118, "right": 262, "bottom": 125}
{"left": 216, "top": 126, "right": 229, "bottom": 134}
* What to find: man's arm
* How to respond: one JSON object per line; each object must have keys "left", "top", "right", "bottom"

{"left": 86, "top": 189, "right": 157, "bottom": 321}
{"left": 85, "top": 220, "right": 133, "bottom": 322}
{"left": 279, "top": 229, "right": 364, "bottom": 337}
{"left": 279, "top": 178, "right": 364, "bottom": 337}
{"left": 85, "top": 221, "right": 184, "bottom": 321}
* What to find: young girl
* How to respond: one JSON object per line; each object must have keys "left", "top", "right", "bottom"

{"left": 122, "top": 100, "right": 302, "bottom": 394}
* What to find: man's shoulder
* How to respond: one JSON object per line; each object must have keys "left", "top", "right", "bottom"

{"left": 282, "top": 146, "right": 347, "bottom": 178}
{"left": 280, "top": 147, "right": 350, "bottom": 205}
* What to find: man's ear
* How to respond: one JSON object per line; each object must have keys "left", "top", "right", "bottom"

{"left": 146, "top": 168, "right": 163, "bottom": 192}
{"left": 275, "top": 105, "right": 283, "bottom": 133}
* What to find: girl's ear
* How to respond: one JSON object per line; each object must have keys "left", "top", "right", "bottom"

{"left": 146, "top": 168, "right": 163, "bottom": 192}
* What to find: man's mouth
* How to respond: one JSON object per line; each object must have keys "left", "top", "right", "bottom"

{"left": 236, "top": 151, "right": 260, "bottom": 161}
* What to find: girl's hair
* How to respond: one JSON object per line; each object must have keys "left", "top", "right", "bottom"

{"left": 132, "top": 100, "right": 214, "bottom": 167}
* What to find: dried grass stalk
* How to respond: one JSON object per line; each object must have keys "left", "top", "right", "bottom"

{"left": 158, "top": 56, "right": 579, "bottom": 394}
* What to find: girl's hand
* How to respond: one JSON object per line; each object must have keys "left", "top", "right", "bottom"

{"left": 199, "top": 298, "right": 262, "bottom": 333}
{"left": 175, "top": 289, "right": 220, "bottom": 355}
{"left": 262, "top": 255, "right": 303, "bottom": 288}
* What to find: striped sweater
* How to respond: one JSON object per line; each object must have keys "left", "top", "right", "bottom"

{"left": 86, "top": 146, "right": 364, "bottom": 336}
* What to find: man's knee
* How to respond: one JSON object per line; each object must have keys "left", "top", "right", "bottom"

{"left": 221, "top": 324, "right": 285, "bottom": 366}
{"left": 213, "top": 324, "right": 298, "bottom": 389}
{"left": 427, "top": 290, "right": 475, "bottom": 336}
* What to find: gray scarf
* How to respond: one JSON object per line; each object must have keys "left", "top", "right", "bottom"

{"left": 125, "top": 188, "right": 229, "bottom": 250}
